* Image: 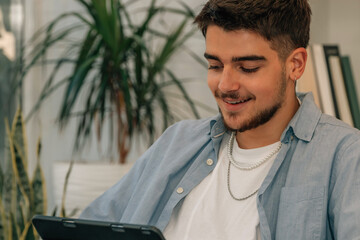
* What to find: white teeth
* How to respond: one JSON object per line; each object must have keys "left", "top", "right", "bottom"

{"left": 227, "top": 99, "right": 249, "bottom": 104}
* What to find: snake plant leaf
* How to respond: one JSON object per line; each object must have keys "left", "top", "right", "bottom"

{"left": 8, "top": 112, "right": 32, "bottom": 232}
{"left": 0, "top": 196, "right": 8, "bottom": 240}
{"left": 0, "top": 164, "right": 3, "bottom": 198}
{"left": 9, "top": 111, "right": 33, "bottom": 213}
{"left": 11, "top": 213, "right": 19, "bottom": 240}
{"left": 11, "top": 109, "right": 28, "bottom": 171}
{"left": 31, "top": 138, "right": 47, "bottom": 216}
{"left": 3, "top": 121, "right": 28, "bottom": 239}
{"left": 1, "top": 112, "right": 47, "bottom": 240}
{"left": 19, "top": 221, "right": 36, "bottom": 240}
{"left": 3, "top": 120, "right": 16, "bottom": 225}
{"left": 15, "top": 191, "right": 26, "bottom": 236}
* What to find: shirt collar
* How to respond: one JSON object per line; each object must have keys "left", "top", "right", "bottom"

{"left": 208, "top": 92, "right": 321, "bottom": 143}
{"left": 209, "top": 114, "right": 226, "bottom": 138}
{"left": 281, "top": 92, "right": 322, "bottom": 143}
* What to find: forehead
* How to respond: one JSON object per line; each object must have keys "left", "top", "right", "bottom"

{"left": 205, "top": 25, "right": 279, "bottom": 62}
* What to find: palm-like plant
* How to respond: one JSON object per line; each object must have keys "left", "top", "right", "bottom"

{"left": 23, "top": 0, "right": 205, "bottom": 163}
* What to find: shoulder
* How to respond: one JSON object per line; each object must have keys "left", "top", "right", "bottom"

{"left": 318, "top": 114, "right": 360, "bottom": 145}
{"left": 138, "top": 115, "right": 222, "bottom": 165}
{"left": 316, "top": 114, "right": 360, "bottom": 175}
{"left": 289, "top": 92, "right": 360, "bottom": 146}
{"left": 159, "top": 115, "right": 220, "bottom": 140}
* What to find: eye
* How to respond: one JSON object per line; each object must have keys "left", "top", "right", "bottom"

{"left": 241, "top": 67, "right": 260, "bottom": 73}
{"left": 208, "top": 65, "right": 223, "bottom": 70}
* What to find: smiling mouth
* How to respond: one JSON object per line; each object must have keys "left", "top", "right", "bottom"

{"left": 224, "top": 98, "right": 251, "bottom": 105}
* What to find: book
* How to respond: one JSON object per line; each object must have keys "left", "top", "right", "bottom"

{"left": 328, "top": 56, "right": 354, "bottom": 126}
{"left": 311, "top": 44, "right": 336, "bottom": 117}
{"left": 297, "top": 47, "right": 322, "bottom": 109}
{"left": 340, "top": 56, "right": 360, "bottom": 129}
{"left": 323, "top": 45, "right": 342, "bottom": 118}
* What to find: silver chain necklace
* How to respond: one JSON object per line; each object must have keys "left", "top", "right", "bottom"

{"left": 227, "top": 131, "right": 282, "bottom": 201}
{"left": 227, "top": 132, "right": 282, "bottom": 170}
{"left": 227, "top": 163, "right": 260, "bottom": 201}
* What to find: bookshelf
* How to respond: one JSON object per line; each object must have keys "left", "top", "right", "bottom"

{"left": 310, "top": 0, "right": 360, "bottom": 107}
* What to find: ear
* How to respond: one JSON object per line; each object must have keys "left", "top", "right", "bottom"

{"left": 286, "top": 47, "right": 307, "bottom": 83}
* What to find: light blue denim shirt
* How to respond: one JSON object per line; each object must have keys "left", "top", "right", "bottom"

{"left": 80, "top": 92, "right": 360, "bottom": 240}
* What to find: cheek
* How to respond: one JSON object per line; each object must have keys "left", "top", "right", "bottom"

{"left": 253, "top": 75, "right": 284, "bottom": 100}
{"left": 207, "top": 73, "right": 218, "bottom": 94}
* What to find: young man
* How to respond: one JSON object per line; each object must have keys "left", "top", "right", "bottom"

{"left": 80, "top": 0, "right": 360, "bottom": 239}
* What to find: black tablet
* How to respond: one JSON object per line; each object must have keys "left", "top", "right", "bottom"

{"left": 32, "top": 215, "right": 166, "bottom": 240}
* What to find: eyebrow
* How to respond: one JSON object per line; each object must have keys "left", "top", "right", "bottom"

{"left": 204, "top": 53, "right": 266, "bottom": 62}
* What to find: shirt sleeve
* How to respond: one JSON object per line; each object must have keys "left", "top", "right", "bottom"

{"left": 77, "top": 119, "right": 199, "bottom": 222}
{"left": 328, "top": 137, "right": 360, "bottom": 239}
{"left": 79, "top": 151, "right": 149, "bottom": 221}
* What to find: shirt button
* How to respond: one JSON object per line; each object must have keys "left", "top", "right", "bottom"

{"left": 176, "top": 187, "right": 184, "bottom": 194}
{"left": 206, "top": 158, "right": 214, "bottom": 166}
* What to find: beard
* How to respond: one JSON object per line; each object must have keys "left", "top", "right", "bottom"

{"left": 218, "top": 72, "right": 287, "bottom": 133}
{"left": 220, "top": 102, "right": 282, "bottom": 132}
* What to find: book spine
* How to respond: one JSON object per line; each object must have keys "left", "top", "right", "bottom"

{"left": 340, "top": 56, "right": 360, "bottom": 129}
{"left": 328, "top": 56, "right": 354, "bottom": 126}
{"left": 323, "top": 45, "right": 341, "bottom": 118}
{"left": 311, "top": 44, "right": 336, "bottom": 117}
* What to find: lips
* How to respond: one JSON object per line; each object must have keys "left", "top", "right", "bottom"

{"left": 215, "top": 90, "right": 253, "bottom": 111}
{"left": 220, "top": 97, "right": 252, "bottom": 112}
{"left": 224, "top": 98, "right": 251, "bottom": 105}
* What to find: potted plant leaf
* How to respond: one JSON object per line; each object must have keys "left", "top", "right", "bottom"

{"left": 0, "top": 109, "right": 46, "bottom": 239}
{"left": 23, "top": 0, "right": 205, "bottom": 163}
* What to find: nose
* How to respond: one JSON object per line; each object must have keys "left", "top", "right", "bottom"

{"left": 218, "top": 66, "right": 240, "bottom": 93}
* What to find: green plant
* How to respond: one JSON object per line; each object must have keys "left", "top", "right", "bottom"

{"left": 0, "top": 109, "right": 46, "bottom": 240}
{"left": 23, "top": 0, "right": 206, "bottom": 163}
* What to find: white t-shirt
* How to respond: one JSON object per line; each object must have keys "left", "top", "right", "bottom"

{"left": 163, "top": 133, "right": 281, "bottom": 240}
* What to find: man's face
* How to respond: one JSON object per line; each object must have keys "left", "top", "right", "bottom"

{"left": 205, "top": 25, "right": 291, "bottom": 132}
